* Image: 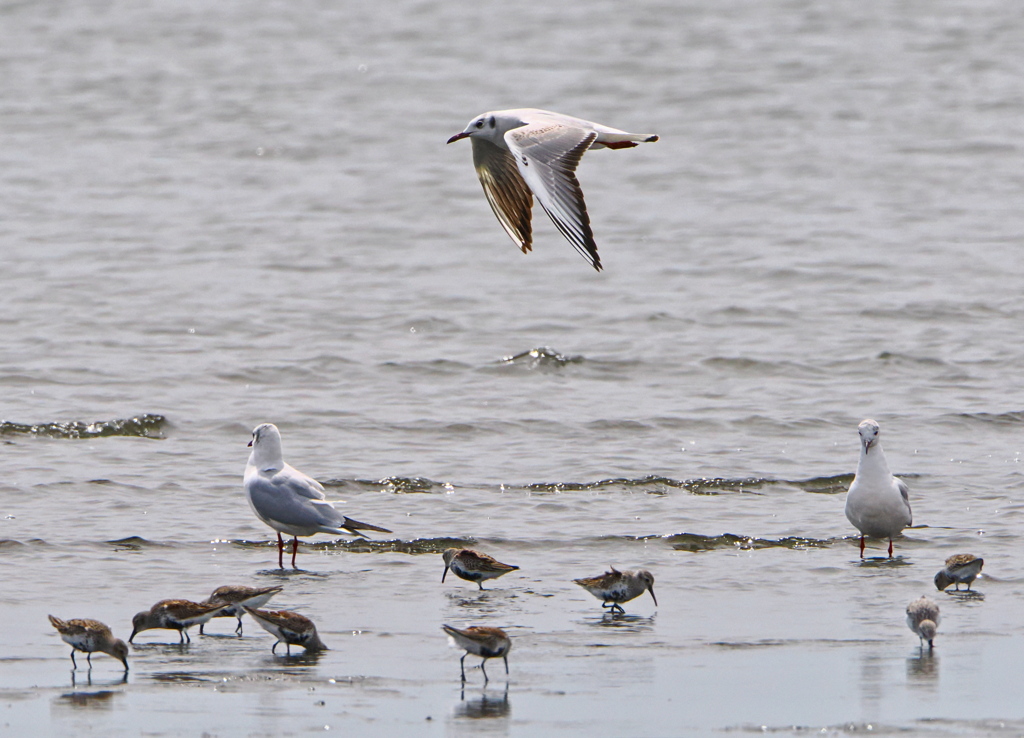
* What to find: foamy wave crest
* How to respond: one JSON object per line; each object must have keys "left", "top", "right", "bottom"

{"left": 0, "top": 413, "right": 168, "bottom": 439}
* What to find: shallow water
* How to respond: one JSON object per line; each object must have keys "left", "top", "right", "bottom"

{"left": 2, "top": 0, "right": 1024, "bottom": 735}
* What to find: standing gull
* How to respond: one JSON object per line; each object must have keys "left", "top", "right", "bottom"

{"left": 447, "top": 108, "right": 659, "bottom": 271}
{"left": 934, "top": 554, "right": 984, "bottom": 592}
{"left": 906, "top": 596, "right": 941, "bottom": 649}
{"left": 844, "top": 419, "right": 912, "bottom": 558}
{"left": 244, "top": 423, "right": 391, "bottom": 569}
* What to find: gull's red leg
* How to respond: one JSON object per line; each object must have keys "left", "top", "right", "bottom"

{"left": 277, "top": 532, "right": 285, "bottom": 569}
{"left": 859, "top": 535, "right": 865, "bottom": 558}
{"left": 291, "top": 537, "right": 299, "bottom": 568}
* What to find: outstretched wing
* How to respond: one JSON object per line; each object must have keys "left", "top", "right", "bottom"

{"left": 505, "top": 123, "right": 601, "bottom": 271}
{"left": 471, "top": 137, "right": 534, "bottom": 253}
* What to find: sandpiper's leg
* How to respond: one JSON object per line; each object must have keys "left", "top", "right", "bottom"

{"left": 503, "top": 654, "right": 509, "bottom": 675}
{"left": 277, "top": 532, "right": 285, "bottom": 568}
{"left": 199, "top": 624, "right": 205, "bottom": 635}
{"left": 459, "top": 653, "right": 467, "bottom": 681}
{"left": 291, "top": 537, "right": 299, "bottom": 568}
{"left": 859, "top": 535, "right": 865, "bottom": 558}
{"left": 272, "top": 640, "right": 279, "bottom": 655}
{"left": 480, "top": 658, "right": 489, "bottom": 684}
{"left": 477, "top": 582, "right": 484, "bottom": 591}
{"left": 235, "top": 616, "right": 243, "bottom": 635}
{"left": 612, "top": 603, "right": 625, "bottom": 614}
{"left": 87, "top": 653, "right": 93, "bottom": 667}
{"left": 286, "top": 642, "right": 292, "bottom": 656}
{"left": 70, "top": 650, "right": 77, "bottom": 669}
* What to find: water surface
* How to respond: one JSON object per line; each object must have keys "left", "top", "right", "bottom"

{"left": 2, "top": 0, "right": 1024, "bottom": 735}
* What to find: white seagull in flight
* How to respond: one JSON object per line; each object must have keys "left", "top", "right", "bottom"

{"left": 447, "top": 108, "right": 659, "bottom": 271}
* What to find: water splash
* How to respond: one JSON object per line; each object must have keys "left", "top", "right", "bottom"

{"left": 500, "top": 347, "right": 583, "bottom": 369}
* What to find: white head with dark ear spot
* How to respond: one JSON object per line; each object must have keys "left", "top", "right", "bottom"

{"left": 249, "top": 423, "right": 284, "bottom": 470}
{"left": 447, "top": 112, "right": 507, "bottom": 144}
{"left": 858, "top": 419, "right": 880, "bottom": 453}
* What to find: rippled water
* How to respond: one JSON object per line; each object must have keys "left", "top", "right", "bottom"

{"left": 3, "top": 0, "right": 1024, "bottom": 735}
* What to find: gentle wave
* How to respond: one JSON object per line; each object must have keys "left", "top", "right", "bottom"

{"left": 0, "top": 413, "right": 167, "bottom": 439}
{"left": 307, "top": 537, "right": 470, "bottom": 555}
{"left": 320, "top": 476, "right": 442, "bottom": 494}
{"left": 942, "top": 410, "right": 1024, "bottom": 426}
{"left": 328, "top": 475, "right": 854, "bottom": 496}
{"left": 228, "top": 536, "right": 473, "bottom": 555}
{"left": 528, "top": 475, "right": 853, "bottom": 496}
{"left": 106, "top": 536, "right": 173, "bottom": 550}
{"left": 658, "top": 532, "right": 838, "bottom": 552}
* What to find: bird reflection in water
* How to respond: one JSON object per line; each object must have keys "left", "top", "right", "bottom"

{"left": 455, "top": 683, "right": 510, "bottom": 720}
{"left": 68, "top": 670, "right": 128, "bottom": 689}
{"left": 56, "top": 686, "right": 123, "bottom": 710}
{"left": 907, "top": 650, "right": 939, "bottom": 686}
{"left": 590, "top": 612, "right": 657, "bottom": 632}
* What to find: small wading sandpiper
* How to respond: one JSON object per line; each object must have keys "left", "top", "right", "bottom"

{"left": 442, "top": 624, "right": 511, "bottom": 684}
{"left": 934, "top": 554, "right": 984, "bottom": 592}
{"left": 906, "top": 596, "right": 941, "bottom": 650}
{"left": 129, "top": 599, "right": 232, "bottom": 644}
{"left": 198, "top": 585, "right": 284, "bottom": 635}
{"left": 48, "top": 615, "right": 129, "bottom": 671}
{"left": 243, "top": 607, "right": 327, "bottom": 655}
{"left": 442, "top": 548, "right": 519, "bottom": 590}
{"left": 573, "top": 567, "right": 657, "bottom": 614}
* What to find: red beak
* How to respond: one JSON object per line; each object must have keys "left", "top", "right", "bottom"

{"left": 447, "top": 131, "right": 470, "bottom": 144}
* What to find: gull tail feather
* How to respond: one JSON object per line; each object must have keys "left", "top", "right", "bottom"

{"left": 593, "top": 132, "right": 659, "bottom": 150}
{"left": 341, "top": 516, "right": 392, "bottom": 535}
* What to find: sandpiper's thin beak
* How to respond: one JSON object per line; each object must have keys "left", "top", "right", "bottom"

{"left": 447, "top": 131, "right": 470, "bottom": 144}
{"left": 648, "top": 587, "right": 658, "bottom": 607}
{"left": 442, "top": 565, "right": 449, "bottom": 583}
{"left": 128, "top": 630, "right": 137, "bottom": 644}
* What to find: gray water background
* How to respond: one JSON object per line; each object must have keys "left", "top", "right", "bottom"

{"left": 2, "top": 0, "right": 1024, "bottom": 735}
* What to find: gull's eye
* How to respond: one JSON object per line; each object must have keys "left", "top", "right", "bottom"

{"left": 474, "top": 119, "right": 484, "bottom": 128}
